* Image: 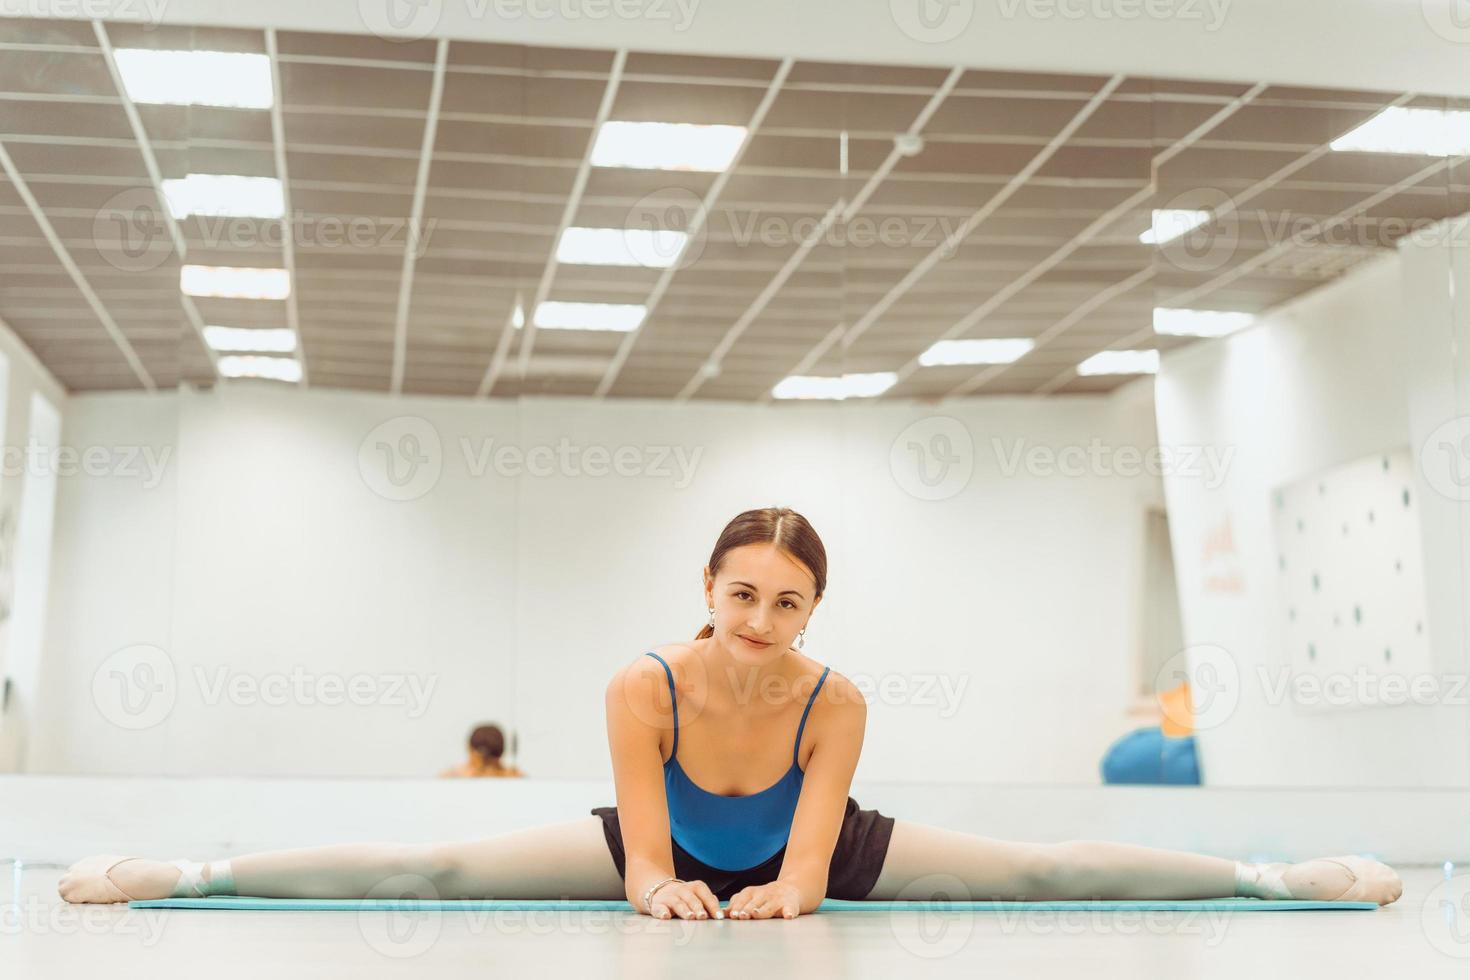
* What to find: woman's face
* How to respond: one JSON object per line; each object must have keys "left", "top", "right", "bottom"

{"left": 704, "top": 543, "right": 820, "bottom": 663}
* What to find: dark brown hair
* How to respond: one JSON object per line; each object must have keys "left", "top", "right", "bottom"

{"left": 468, "top": 724, "right": 506, "bottom": 762}
{"left": 696, "top": 507, "right": 827, "bottom": 640}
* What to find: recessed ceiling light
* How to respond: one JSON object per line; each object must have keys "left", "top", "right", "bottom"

{"left": 918, "top": 338, "right": 1035, "bottom": 366}
{"left": 114, "top": 49, "right": 274, "bottom": 109}
{"left": 181, "top": 265, "right": 290, "bottom": 300}
{"left": 1140, "top": 209, "right": 1212, "bottom": 245}
{"left": 1331, "top": 106, "right": 1470, "bottom": 156}
{"left": 771, "top": 372, "right": 898, "bottom": 400}
{"left": 1153, "top": 307, "right": 1255, "bottom": 337}
{"left": 163, "top": 174, "right": 284, "bottom": 220}
{"left": 1077, "top": 350, "right": 1160, "bottom": 376}
{"left": 590, "top": 121, "right": 747, "bottom": 172}
{"left": 203, "top": 325, "right": 297, "bottom": 353}
{"left": 532, "top": 301, "right": 647, "bottom": 332}
{"left": 556, "top": 227, "right": 690, "bottom": 268}
{"left": 512, "top": 303, "right": 525, "bottom": 328}
{"left": 218, "top": 355, "right": 301, "bottom": 382}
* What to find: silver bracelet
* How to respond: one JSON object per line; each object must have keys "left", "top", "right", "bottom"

{"left": 642, "top": 876, "right": 684, "bottom": 915}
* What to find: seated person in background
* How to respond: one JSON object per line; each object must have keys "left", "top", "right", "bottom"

{"left": 441, "top": 723, "right": 525, "bottom": 778}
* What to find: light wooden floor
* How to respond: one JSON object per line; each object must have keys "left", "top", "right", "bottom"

{"left": 9, "top": 863, "right": 1468, "bottom": 978}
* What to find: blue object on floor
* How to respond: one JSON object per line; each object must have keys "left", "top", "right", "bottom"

{"left": 1101, "top": 726, "right": 1201, "bottom": 785}
{"left": 128, "top": 896, "right": 1377, "bottom": 912}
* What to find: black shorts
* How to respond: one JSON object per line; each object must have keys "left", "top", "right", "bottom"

{"left": 590, "top": 795, "right": 895, "bottom": 902}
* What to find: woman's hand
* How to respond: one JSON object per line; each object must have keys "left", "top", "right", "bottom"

{"left": 646, "top": 879, "right": 724, "bottom": 920}
{"left": 727, "top": 880, "right": 803, "bottom": 920}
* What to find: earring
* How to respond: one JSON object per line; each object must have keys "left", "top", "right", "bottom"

{"left": 796, "top": 628, "right": 806, "bottom": 650}
{"left": 707, "top": 607, "right": 715, "bottom": 627}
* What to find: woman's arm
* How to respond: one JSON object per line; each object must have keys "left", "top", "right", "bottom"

{"left": 604, "top": 657, "right": 683, "bottom": 912}
{"left": 735, "top": 676, "right": 867, "bottom": 917}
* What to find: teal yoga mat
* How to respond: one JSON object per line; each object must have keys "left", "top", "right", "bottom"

{"left": 129, "top": 896, "right": 1378, "bottom": 912}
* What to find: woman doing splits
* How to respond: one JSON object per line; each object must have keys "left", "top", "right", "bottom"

{"left": 59, "top": 507, "right": 1402, "bottom": 919}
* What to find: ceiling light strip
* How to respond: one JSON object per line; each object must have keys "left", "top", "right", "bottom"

{"left": 509, "top": 49, "right": 630, "bottom": 387}
{"left": 390, "top": 37, "right": 450, "bottom": 396}
{"left": 1331, "top": 106, "right": 1470, "bottom": 156}
{"left": 761, "top": 74, "right": 1127, "bottom": 404}
{"left": 93, "top": 20, "right": 220, "bottom": 382}
{"left": 1076, "top": 349, "right": 1160, "bottom": 375}
{"left": 0, "top": 140, "right": 155, "bottom": 391}
{"left": 592, "top": 56, "right": 795, "bottom": 400}
{"left": 266, "top": 28, "right": 308, "bottom": 389}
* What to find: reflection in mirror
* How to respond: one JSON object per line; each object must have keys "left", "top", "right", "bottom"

{"left": 0, "top": 18, "right": 186, "bottom": 774}
{"left": 1149, "top": 81, "right": 1467, "bottom": 788}
{"left": 501, "top": 50, "right": 862, "bottom": 779}
{"left": 1440, "top": 95, "right": 1470, "bottom": 783}
{"left": 833, "top": 67, "right": 1159, "bottom": 784}
{"left": 0, "top": 17, "right": 1463, "bottom": 795}
{"left": 840, "top": 69, "right": 1158, "bottom": 781}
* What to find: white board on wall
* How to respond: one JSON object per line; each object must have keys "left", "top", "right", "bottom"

{"left": 1271, "top": 447, "right": 1432, "bottom": 710}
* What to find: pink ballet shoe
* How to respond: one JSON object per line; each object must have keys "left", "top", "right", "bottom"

{"left": 57, "top": 855, "right": 229, "bottom": 905}
{"left": 1237, "top": 856, "right": 1403, "bottom": 906}
{"left": 57, "top": 855, "right": 147, "bottom": 904}
{"left": 1309, "top": 856, "right": 1403, "bottom": 905}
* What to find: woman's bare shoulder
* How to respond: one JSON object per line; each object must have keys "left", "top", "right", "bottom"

{"left": 648, "top": 640, "right": 699, "bottom": 661}
{"left": 806, "top": 660, "right": 865, "bottom": 714}
{"left": 608, "top": 642, "right": 698, "bottom": 686}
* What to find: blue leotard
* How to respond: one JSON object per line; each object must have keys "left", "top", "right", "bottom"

{"left": 643, "top": 650, "right": 830, "bottom": 871}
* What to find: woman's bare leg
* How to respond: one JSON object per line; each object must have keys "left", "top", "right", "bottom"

{"left": 866, "top": 820, "right": 1402, "bottom": 904}
{"left": 60, "top": 817, "right": 627, "bottom": 904}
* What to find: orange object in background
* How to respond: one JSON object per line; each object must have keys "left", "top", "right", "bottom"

{"left": 1157, "top": 681, "right": 1195, "bottom": 737}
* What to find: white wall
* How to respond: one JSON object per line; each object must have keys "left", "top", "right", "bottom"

{"left": 1155, "top": 239, "right": 1470, "bottom": 788}
{"left": 26, "top": 393, "right": 179, "bottom": 773}
{"left": 35, "top": 380, "right": 1165, "bottom": 783}
{"left": 0, "top": 315, "right": 68, "bottom": 773}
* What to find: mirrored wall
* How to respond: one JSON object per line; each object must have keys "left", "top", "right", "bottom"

{"left": 1, "top": 16, "right": 1467, "bottom": 789}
